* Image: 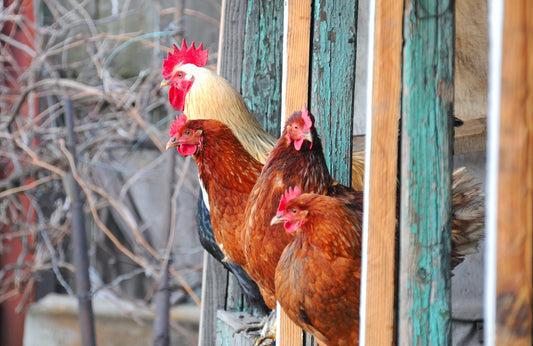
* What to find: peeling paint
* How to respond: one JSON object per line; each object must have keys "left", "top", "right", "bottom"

{"left": 399, "top": 0, "right": 454, "bottom": 344}
{"left": 310, "top": 0, "right": 357, "bottom": 186}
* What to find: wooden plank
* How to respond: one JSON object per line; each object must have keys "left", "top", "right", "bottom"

{"left": 454, "top": 117, "right": 486, "bottom": 155}
{"left": 216, "top": 310, "right": 262, "bottom": 345}
{"left": 241, "top": 0, "right": 284, "bottom": 137}
{"left": 496, "top": 0, "right": 533, "bottom": 344}
{"left": 198, "top": 252, "right": 230, "bottom": 346}
{"left": 217, "top": 0, "right": 248, "bottom": 86}
{"left": 310, "top": 0, "right": 357, "bottom": 186}
{"left": 398, "top": 0, "right": 454, "bottom": 344}
{"left": 363, "top": 0, "right": 402, "bottom": 344}
{"left": 283, "top": 0, "right": 312, "bottom": 118}
{"left": 278, "top": 1, "right": 312, "bottom": 345}
{"left": 197, "top": 1, "right": 249, "bottom": 344}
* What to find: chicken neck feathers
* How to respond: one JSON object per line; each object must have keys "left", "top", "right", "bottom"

{"left": 187, "top": 120, "right": 262, "bottom": 266}
{"left": 180, "top": 64, "right": 276, "bottom": 163}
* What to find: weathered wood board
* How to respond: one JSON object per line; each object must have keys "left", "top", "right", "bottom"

{"left": 495, "top": 0, "right": 533, "bottom": 344}
{"left": 278, "top": 1, "right": 311, "bottom": 344}
{"left": 362, "top": 0, "right": 402, "bottom": 344}
{"left": 398, "top": 0, "right": 454, "bottom": 344}
{"left": 310, "top": 0, "right": 358, "bottom": 186}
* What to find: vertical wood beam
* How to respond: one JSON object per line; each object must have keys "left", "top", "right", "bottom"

{"left": 310, "top": 0, "right": 357, "bottom": 186}
{"left": 363, "top": 0, "right": 402, "bottom": 344}
{"left": 198, "top": 1, "right": 249, "bottom": 345}
{"left": 278, "top": 1, "right": 312, "bottom": 345}
{"left": 398, "top": 0, "right": 454, "bottom": 344}
{"left": 496, "top": 0, "right": 533, "bottom": 344}
{"left": 242, "top": 0, "right": 284, "bottom": 137}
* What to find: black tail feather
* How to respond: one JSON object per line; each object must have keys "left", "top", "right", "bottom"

{"left": 196, "top": 192, "right": 270, "bottom": 315}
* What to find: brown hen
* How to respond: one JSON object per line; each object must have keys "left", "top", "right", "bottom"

{"left": 272, "top": 187, "right": 363, "bottom": 346}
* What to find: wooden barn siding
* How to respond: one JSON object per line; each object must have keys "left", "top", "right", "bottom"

{"left": 210, "top": 0, "right": 359, "bottom": 344}
{"left": 495, "top": 0, "right": 533, "bottom": 343}
{"left": 207, "top": 0, "right": 286, "bottom": 344}
{"left": 310, "top": 0, "right": 358, "bottom": 186}
{"left": 398, "top": 0, "right": 454, "bottom": 344}
{"left": 362, "top": 0, "right": 402, "bottom": 343}
{"left": 241, "top": 0, "right": 284, "bottom": 137}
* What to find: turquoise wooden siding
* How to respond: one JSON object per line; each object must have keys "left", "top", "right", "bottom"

{"left": 310, "top": 0, "right": 358, "bottom": 186}
{"left": 399, "top": 1, "right": 454, "bottom": 345}
{"left": 241, "top": 0, "right": 284, "bottom": 138}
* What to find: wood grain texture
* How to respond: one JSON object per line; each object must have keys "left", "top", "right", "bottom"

{"left": 310, "top": 0, "right": 357, "bottom": 186}
{"left": 454, "top": 117, "right": 486, "bottom": 155}
{"left": 217, "top": 0, "right": 248, "bottom": 87}
{"left": 216, "top": 310, "right": 262, "bottom": 346}
{"left": 278, "top": 1, "right": 312, "bottom": 345}
{"left": 198, "top": 252, "right": 230, "bottom": 346}
{"left": 364, "top": 0, "right": 402, "bottom": 344}
{"left": 496, "top": 0, "right": 533, "bottom": 344}
{"left": 241, "top": 0, "right": 284, "bottom": 137}
{"left": 197, "top": 1, "right": 249, "bottom": 344}
{"left": 284, "top": 0, "right": 312, "bottom": 118}
{"left": 398, "top": 0, "right": 454, "bottom": 344}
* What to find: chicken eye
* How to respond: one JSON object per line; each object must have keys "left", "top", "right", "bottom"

{"left": 185, "top": 129, "right": 192, "bottom": 135}
{"left": 177, "top": 72, "right": 183, "bottom": 78}
{"left": 293, "top": 125, "right": 298, "bottom": 130}
{"left": 292, "top": 208, "right": 298, "bottom": 214}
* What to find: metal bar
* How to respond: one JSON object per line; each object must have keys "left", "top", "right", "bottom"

{"left": 65, "top": 98, "right": 96, "bottom": 346}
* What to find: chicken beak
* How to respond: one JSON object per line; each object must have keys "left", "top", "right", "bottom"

{"left": 166, "top": 137, "right": 179, "bottom": 150}
{"left": 270, "top": 214, "right": 284, "bottom": 226}
{"left": 160, "top": 80, "right": 171, "bottom": 87}
{"left": 303, "top": 131, "right": 312, "bottom": 143}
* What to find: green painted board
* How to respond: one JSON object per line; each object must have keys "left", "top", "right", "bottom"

{"left": 398, "top": 1, "right": 454, "bottom": 344}
{"left": 310, "top": 0, "right": 358, "bottom": 186}
{"left": 241, "top": 0, "right": 284, "bottom": 138}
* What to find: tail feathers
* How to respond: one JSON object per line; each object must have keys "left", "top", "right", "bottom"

{"left": 351, "top": 150, "right": 365, "bottom": 191}
{"left": 225, "top": 261, "right": 271, "bottom": 315}
{"left": 451, "top": 167, "right": 485, "bottom": 269}
{"left": 195, "top": 192, "right": 270, "bottom": 315}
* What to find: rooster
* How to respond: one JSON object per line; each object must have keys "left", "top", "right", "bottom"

{"left": 166, "top": 114, "right": 269, "bottom": 313}
{"left": 160, "top": 40, "right": 484, "bottom": 263}
{"left": 272, "top": 186, "right": 363, "bottom": 346}
{"left": 161, "top": 40, "right": 275, "bottom": 163}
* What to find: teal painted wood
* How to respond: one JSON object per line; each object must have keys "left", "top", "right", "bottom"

{"left": 399, "top": 0, "right": 454, "bottom": 345}
{"left": 310, "top": 0, "right": 357, "bottom": 186}
{"left": 241, "top": 0, "right": 284, "bottom": 138}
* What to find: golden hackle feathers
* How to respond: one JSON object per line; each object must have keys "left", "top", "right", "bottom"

{"left": 177, "top": 64, "right": 276, "bottom": 163}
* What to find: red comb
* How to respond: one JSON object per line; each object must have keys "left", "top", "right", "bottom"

{"left": 162, "top": 39, "right": 209, "bottom": 79}
{"left": 301, "top": 104, "right": 313, "bottom": 131}
{"left": 277, "top": 186, "right": 302, "bottom": 213}
{"left": 169, "top": 114, "right": 188, "bottom": 137}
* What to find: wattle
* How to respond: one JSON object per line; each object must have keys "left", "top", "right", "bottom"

{"left": 294, "top": 138, "right": 304, "bottom": 151}
{"left": 169, "top": 85, "right": 186, "bottom": 111}
{"left": 284, "top": 220, "right": 301, "bottom": 234}
{"left": 178, "top": 144, "right": 197, "bottom": 156}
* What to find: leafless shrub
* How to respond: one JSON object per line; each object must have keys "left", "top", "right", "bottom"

{"left": 0, "top": 0, "right": 220, "bottom": 324}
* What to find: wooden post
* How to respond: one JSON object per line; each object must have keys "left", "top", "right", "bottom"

{"left": 310, "top": 0, "right": 358, "bottom": 187}
{"left": 495, "top": 0, "right": 533, "bottom": 344}
{"left": 241, "top": 0, "right": 284, "bottom": 137}
{"left": 278, "top": 1, "right": 312, "bottom": 345}
{"left": 398, "top": 0, "right": 454, "bottom": 344}
{"left": 362, "top": 0, "right": 402, "bottom": 344}
{"left": 198, "top": 1, "right": 249, "bottom": 344}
